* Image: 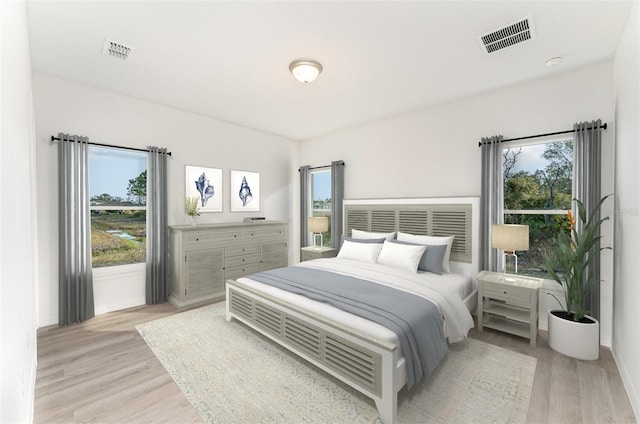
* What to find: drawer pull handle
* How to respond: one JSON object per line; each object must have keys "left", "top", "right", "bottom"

{"left": 503, "top": 291, "right": 507, "bottom": 294}
{"left": 195, "top": 238, "right": 199, "bottom": 241}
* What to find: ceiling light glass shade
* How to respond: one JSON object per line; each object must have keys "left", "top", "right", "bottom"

{"left": 289, "top": 59, "right": 322, "bottom": 83}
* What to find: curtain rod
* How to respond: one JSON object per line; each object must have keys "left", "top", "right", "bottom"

{"left": 477, "top": 123, "right": 607, "bottom": 147}
{"left": 298, "top": 162, "right": 345, "bottom": 172}
{"left": 51, "top": 135, "right": 172, "bottom": 156}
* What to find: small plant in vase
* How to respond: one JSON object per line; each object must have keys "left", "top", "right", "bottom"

{"left": 184, "top": 196, "right": 200, "bottom": 225}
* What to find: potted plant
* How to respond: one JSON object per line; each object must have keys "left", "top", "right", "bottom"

{"left": 543, "top": 195, "right": 611, "bottom": 360}
{"left": 184, "top": 196, "right": 200, "bottom": 225}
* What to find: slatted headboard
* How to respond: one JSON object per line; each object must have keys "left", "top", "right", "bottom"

{"left": 343, "top": 197, "right": 479, "bottom": 277}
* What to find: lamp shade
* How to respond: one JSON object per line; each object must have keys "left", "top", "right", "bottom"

{"left": 308, "top": 216, "right": 329, "bottom": 233}
{"left": 491, "top": 224, "right": 529, "bottom": 251}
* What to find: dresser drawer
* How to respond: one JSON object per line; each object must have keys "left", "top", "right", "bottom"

{"left": 225, "top": 244, "right": 260, "bottom": 257}
{"left": 225, "top": 253, "right": 261, "bottom": 268}
{"left": 482, "top": 280, "right": 533, "bottom": 305}
{"left": 225, "top": 263, "right": 262, "bottom": 279}
{"left": 243, "top": 226, "right": 287, "bottom": 243}
{"left": 185, "top": 230, "right": 242, "bottom": 250}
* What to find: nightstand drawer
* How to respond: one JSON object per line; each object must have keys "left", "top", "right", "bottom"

{"left": 301, "top": 250, "right": 322, "bottom": 261}
{"left": 482, "top": 280, "right": 532, "bottom": 304}
{"left": 300, "top": 247, "right": 337, "bottom": 262}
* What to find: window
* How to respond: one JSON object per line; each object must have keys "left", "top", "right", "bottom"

{"left": 503, "top": 139, "right": 573, "bottom": 277}
{"left": 310, "top": 168, "right": 332, "bottom": 246}
{"left": 89, "top": 146, "right": 146, "bottom": 267}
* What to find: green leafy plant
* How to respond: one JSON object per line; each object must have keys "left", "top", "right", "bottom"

{"left": 184, "top": 196, "right": 200, "bottom": 218}
{"left": 543, "top": 195, "right": 611, "bottom": 321}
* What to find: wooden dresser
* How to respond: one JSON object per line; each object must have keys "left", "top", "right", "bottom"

{"left": 169, "top": 221, "right": 288, "bottom": 308}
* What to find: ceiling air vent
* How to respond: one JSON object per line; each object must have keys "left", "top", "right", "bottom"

{"left": 478, "top": 15, "right": 536, "bottom": 54}
{"left": 102, "top": 38, "right": 134, "bottom": 61}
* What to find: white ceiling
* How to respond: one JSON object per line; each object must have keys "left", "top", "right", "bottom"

{"left": 26, "top": 1, "right": 632, "bottom": 141}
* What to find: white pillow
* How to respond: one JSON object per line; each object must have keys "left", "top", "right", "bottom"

{"left": 376, "top": 240, "right": 427, "bottom": 273}
{"left": 396, "top": 232, "right": 455, "bottom": 273}
{"left": 337, "top": 239, "right": 383, "bottom": 263}
{"left": 351, "top": 228, "right": 396, "bottom": 241}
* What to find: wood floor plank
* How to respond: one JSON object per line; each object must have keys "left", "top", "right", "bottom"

{"left": 548, "top": 351, "right": 583, "bottom": 423}
{"left": 578, "top": 359, "right": 615, "bottom": 424}
{"left": 35, "top": 303, "right": 637, "bottom": 424}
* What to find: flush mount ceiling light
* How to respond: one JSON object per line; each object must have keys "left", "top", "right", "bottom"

{"left": 289, "top": 59, "right": 323, "bottom": 83}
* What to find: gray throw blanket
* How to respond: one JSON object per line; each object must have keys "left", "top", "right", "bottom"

{"left": 248, "top": 266, "right": 447, "bottom": 389}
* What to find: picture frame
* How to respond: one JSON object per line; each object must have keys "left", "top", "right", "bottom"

{"left": 185, "top": 165, "right": 222, "bottom": 212}
{"left": 230, "top": 170, "right": 260, "bottom": 212}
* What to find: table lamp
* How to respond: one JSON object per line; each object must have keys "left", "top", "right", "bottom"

{"left": 308, "top": 217, "right": 329, "bottom": 249}
{"left": 491, "top": 224, "right": 529, "bottom": 275}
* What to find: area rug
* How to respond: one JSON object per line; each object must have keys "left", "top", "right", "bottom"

{"left": 137, "top": 303, "right": 536, "bottom": 423}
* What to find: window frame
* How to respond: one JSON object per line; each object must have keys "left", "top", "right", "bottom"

{"left": 88, "top": 146, "right": 147, "bottom": 268}
{"left": 307, "top": 167, "right": 332, "bottom": 247}
{"left": 501, "top": 135, "right": 574, "bottom": 276}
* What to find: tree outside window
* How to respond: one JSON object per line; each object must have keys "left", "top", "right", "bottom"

{"left": 503, "top": 140, "right": 572, "bottom": 277}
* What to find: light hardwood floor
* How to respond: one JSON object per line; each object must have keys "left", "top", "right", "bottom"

{"left": 35, "top": 302, "right": 637, "bottom": 424}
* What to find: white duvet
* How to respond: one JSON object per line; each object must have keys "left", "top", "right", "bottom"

{"left": 237, "top": 258, "right": 475, "bottom": 344}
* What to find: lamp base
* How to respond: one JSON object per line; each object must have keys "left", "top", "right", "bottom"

{"left": 502, "top": 251, "right": 519, "bottom": 274}
{"left": 313, "top": 233, "right": 323, "bottom": 249}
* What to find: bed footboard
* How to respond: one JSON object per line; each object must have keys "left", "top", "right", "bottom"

{"left": 225, "top": 279, "right": 403, "bottom": 424}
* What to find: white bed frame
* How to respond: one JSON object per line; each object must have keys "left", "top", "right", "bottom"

{"left": 225, "top": 197, "right": 479, "bottom": 423}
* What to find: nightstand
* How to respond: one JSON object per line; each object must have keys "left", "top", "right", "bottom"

{"left": 300, "top": 246, "right": 337, "bottom": 262}
{"left": 477, "top": 270, "right": 543, "bottom": 347}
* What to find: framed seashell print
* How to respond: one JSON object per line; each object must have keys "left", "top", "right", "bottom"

{"left": 230, "top": 170, "right": 260, "bottom": 212}
{"left": 185, "top": 166, "right": 222, "bottom": 212}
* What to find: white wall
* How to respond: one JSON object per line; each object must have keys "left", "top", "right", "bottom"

{"left": 299, "top": 62, "right": 616, "bottom": 345}
{"left": 613, "top": 1, "right": 640, "bottom": 418}
{"left": 32, "top": 73, "right": 297, "bottom": 326}
{"left": 0, "top": 0, "right": 39, "bottom": 422}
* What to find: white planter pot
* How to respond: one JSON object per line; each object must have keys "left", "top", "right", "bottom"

{"left": 547, "top": 310, "right": 599, "bottom": 360}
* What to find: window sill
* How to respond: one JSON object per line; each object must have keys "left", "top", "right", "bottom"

{"left": 93, "top": 262, "right": 145, "bottom": 278}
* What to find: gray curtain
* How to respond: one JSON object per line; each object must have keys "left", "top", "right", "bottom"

{"left": 299, "top": 165, "right": 311, "bottom": 253}
{"left": 330, "top": 160, "right": 345, "bottom": 248}
{"left": 146, "top": 146, "right": 169, "bottom": 304}
{"left": 573, "top": 120, "right": 603, "bottom": 319}
{"left": 479, "top": 135, "right": 504, "bottom": 272}
{"left": 58, "top": 133, "right": 95, "bottom": 325}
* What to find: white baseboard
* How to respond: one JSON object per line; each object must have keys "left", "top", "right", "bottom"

{"left": 39, "top": 314, "right": 58, "bottom": 328}
{"left": 94, "top": 297, "right": 146, "bottom": 316}
{"left": 612, "top": 345, "right": 640, "bottom": 422}
{"left": 27, "top": 355, "right": 37, "bottom": 423}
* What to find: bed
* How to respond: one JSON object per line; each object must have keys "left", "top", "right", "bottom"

{"left": 225, "top": 198, "right": 479, "bottom": 424}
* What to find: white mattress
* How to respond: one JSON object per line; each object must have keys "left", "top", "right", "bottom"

{"left": 236, "top": 258, "right": 475, "bottom": 347}
{"left": 417, "top": 269, "right": 474, "bottom": 301}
